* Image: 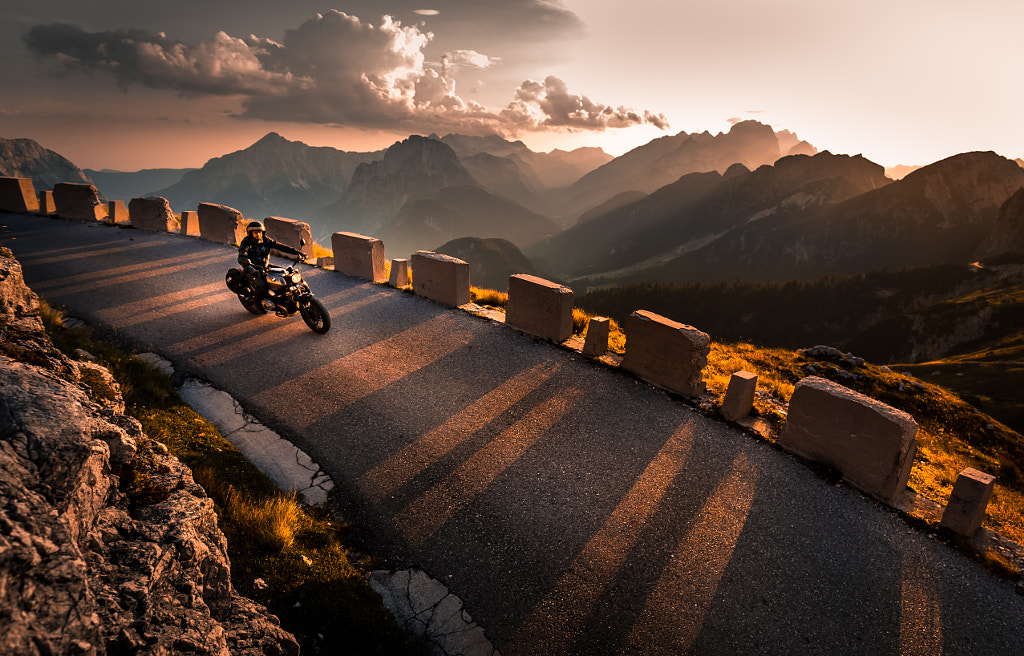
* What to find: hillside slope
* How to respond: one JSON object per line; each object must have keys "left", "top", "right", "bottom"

{"left": 541, "top": 150, "right": 889, "bottom": 278}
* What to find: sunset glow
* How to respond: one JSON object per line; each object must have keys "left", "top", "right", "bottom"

{"left": 1, "top": 1, "right": 1021, "bottom": 170}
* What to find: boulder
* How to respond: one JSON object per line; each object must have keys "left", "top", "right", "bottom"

{"left": 129, "top": 196, "right": 180, "bottom": 233}
{"left": 0, "top": 176, "right": 39, "bottom": 213}
{"left": 53, "top": 182, "right": 106, "bottom": 222}
{"left": 197, "top": 202, "right": 247, "bottom": 245}
{"left": 505, "top": 274, "right": 574, "bottom": 343}
{"left": 621, "top": 310, "right": 710, "bottom": 397}
{"left": 181, "top": 210, "right": 200, "bottom": 235}
{"left": 107, "top": 200, "right": 129, "bottom": 224}
{"left": 266, "top": 216, "right": 315, "bottom": 258}
{"left": 411, "top": 251, "right": 470, "bottom": 307}
{"left": 779, "top": 376, "right": 918, "bottom": 504}
{"left": 332, "top": 231, "right": 386, "bottom": 282}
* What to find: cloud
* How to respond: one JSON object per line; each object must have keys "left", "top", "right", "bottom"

{"left": 24, "top": 22, "right": 297, "bottom": 96}
{"left": 503, "top": 76, "right": 669, "bottom": 130}
{"left": 445, "top": 50, "right": 497, "bottom": 70}
{"left": 23, "top": 11, "right": 668, "bottom": 136}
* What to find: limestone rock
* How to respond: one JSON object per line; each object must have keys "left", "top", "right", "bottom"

{"left": 0, "top": 249, "right": 299, "bottom": 656}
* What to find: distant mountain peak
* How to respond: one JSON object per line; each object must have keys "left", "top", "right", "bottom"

{"left": 254, "top": 131, "right": 289, "bottom": 145}
{"left": 0, "top": 137, "right": 93, "bottom": 191}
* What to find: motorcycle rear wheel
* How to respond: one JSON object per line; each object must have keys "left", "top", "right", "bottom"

{"left": 300, "top": 297, "right": 331, "bottom": 334}
{"left": 239, "top": 294, "right": 266, "bottom": 315}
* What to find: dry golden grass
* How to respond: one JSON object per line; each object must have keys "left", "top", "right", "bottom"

{"left": 470, "top": 286, "right": 508, "bottom": 307}
{"left": 310, "top": 241, "right": 333, "bottom": 260}
{"left": 702, "top": 340, "right": 1024, "bottom": 544}
{"left": 193, "top": 467, "right": 311, "bottom": 552}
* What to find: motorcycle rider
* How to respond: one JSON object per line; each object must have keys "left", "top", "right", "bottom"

{"left": 237, "top": 221, "right": 304, "bottom": 302}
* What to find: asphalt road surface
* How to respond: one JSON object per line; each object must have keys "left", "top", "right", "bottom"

{"left": 4, "top": 213, "right": 1024, "bottom": 655}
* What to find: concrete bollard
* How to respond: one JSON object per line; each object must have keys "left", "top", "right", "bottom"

{"left": 621, "top": 310, "right": 710, "bottom": 397}
{"left": 0, "top": 177, "right": 40, "bottom": 213}
{"left": 180, "top": 210, "right": 200, "bottom": 235}
{"left": 53, "top": 183, "right": 106, "bottom": 222}
{"left": 582, "top": 317, "right": 610, "bottom": 356}
{"left": 107, "top": 200, "right": 129, "bottom": 224}
{"left": 129, "top": 197, "right": 179, "bottom": 232}
{"left": 265, "top": 216, "right": 314, "bottom": 258}
{"left": 38, "top": 190, "right": 55, "bottom": 214}
{"left": 779, "top": 376, "right": 918, "bottom": 504}
{"left": 332, "top": 231, "right": 386, "bottom": 282}
{"left": 505, "top": 274, "right": 574, "bottom": 343}
{"left": 721, "top": 370, "right": 758, "bottom": 422}
{"left": 197, "top": 202, "right": 247, "bottom": 245}
{"left": 940, "top": 468, "right": 997, "bottom": 537}
{"left": 389, "top": 258, "right": 410, "bottom": 287}
{"left": 410, "top": 251, "right": 471, "bottom": 307}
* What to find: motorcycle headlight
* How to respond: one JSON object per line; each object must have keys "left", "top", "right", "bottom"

{"left": 290, "top": 274, "right": 302, "bottom": 284}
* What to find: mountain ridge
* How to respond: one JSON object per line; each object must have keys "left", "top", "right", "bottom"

{"left": 565, "top": 151, "right": 1024, "bottom": 288}
{"left": 0, "top": 137, "right": 93, "bottom": 191}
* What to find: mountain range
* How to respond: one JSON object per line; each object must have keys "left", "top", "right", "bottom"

{"left": 541, "top": 150, "right": 1024, "bottom": 287}
{"left": 4, "top": 124, "right": 1023, "bottom": 295}
{"left": 138, "top": 121, "right": 821, "bottom": 258}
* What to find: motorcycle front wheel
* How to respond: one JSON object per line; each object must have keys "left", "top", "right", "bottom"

{"left": 299, "top": 297, "right": 331, "bottom": 334}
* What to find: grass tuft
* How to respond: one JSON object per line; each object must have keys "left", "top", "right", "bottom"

{"left": 471, "top": 286, "right": 508, "bottom": 307}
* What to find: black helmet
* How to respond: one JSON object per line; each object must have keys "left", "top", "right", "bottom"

{"left": 246, "top": 221, "right": 265, "bottom": 234}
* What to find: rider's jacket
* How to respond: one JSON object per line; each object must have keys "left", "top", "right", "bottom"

{"left": 238, "top": 235, "right": 301, "bottom": 270}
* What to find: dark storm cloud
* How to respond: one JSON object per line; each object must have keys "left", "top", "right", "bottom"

{"left": 24, "top": 22, "right": 295, "bottom": 95}
{"left": 23, "top": 9, "right": 667, "bottom": 135}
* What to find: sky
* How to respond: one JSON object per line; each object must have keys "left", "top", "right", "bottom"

{"left": 1, "top": 1, "right": 1021, "bottom": 172}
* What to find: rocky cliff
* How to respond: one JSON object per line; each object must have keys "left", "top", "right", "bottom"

{"left": 979, "top": 187, "right": 1024, "bottom": 257}
{"left": 0, "top": 248, "right": 298, "bottom": 655}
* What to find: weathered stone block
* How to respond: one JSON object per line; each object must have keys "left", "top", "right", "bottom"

{"left": 129, "top": 197, "right": 178, "bottom": 232}
{"left": 505, "top": 274, "right": 574, "bottom": 343}
{"left": 940, "top": 468, "right": 996, "bottom": 537}
{"left": 411, "top": 251, "right": 471, "bottom": 307}
{"left": 582, "top": 316, "right": 610, "bottom": 356}
{"left": 265, "top": 216, "right": 314, "bottom": 258}
{"left": 180, "top": 210, "right": 200, "bottom": 235}
{"left": 389, "top": 258, "right": 410, "bottom": 287}
{"left": 621, "top": 310, "right": 710, "bottom": 397}
{"left": 779, "top": 376, "right": 918, "bottom": 504}
{"left": 331, "top": 231, "right": 386, "bottom": 282}
{"left": 107, "top": 200, "right": 129, "bottom": 224}
{"left": 0, "top": 177, "right": 39, "bottom": 213}
{"left": 53, "top": 183, "right": 106, "bottom": 222}
{"left": 721, "top": 370, "right": 758, "bottom": 422}
{"left": 38, "top": 190, "right": 55, "bottom": 214}
{"left": 197, "top": 202, "right": 247, "bottom": 245}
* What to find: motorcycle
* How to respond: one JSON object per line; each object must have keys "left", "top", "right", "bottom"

{"left": 224, "top": 246, "right": 331, "bottom": 334}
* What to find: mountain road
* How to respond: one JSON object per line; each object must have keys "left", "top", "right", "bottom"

{"left": 3, "top": 212, "right": 1023, "bottom": 655}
